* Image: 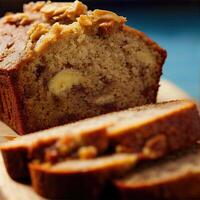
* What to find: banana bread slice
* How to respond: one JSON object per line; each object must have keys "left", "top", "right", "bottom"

{"left": 29, "top": 154, "right": 137, "bottom": 199}
{"left": 114, "top": 145, "right": 200, "bottom": 200}
{"left": 0, "top": 1, "right": 166, "bottom": 134}
{"left": 1, "top": 100, "right": 200, "bottom": 181}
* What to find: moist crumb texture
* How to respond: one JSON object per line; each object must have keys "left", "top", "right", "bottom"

{"left": 0, "top": 1, "right": 166, "bottom": 134}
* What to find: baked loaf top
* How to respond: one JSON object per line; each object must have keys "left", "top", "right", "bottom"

{"left": 0, "top": 0, "right": 165, "bottom": 72}
{"left": 0, "top": 1, "right": 87, "bottom": 70}
{"left": 0, "top": 0, "right": 167, "bottom": 135}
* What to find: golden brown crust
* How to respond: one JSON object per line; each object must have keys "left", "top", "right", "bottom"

{"left": 1, "top": 146, "right": 29, "bottom": 180}
{"left": 30, "top": 165, "right": 108, "bottom": 199}
{"left": 29, "top": 154, "right": 137, "bottom": 199}
{"left": 115, "top": 166, "right": 200, "bottom": 200}
{"left": 0, "top": 73, "right": 25, "bottom": 134}
{"left": 1, "top": 124, "right": 109, "bottom": 180}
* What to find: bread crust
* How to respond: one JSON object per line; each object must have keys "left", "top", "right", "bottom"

{"left": 115, "top": 167, "right": 200, "bottom": 200}
{"left": 29, "top": 154, "right": 137, "bottom": 199}
{"left": 1, "top": 146, "right": 29, "bottom": 180}
{"left": 29, "top": 164, "right": 109, "bottom": 199}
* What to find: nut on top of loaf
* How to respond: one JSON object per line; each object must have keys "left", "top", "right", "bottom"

{"left": 3, "top": 13, "right": 34, "bottom": 26}
{"left": 3, "top": 1, "right": 88, "bottom": 26}
{"left": 25, "top": 4, "right": 127, "bottom": 53}
{"left": 24, "top": 0, "right": 88, "bottom": 24}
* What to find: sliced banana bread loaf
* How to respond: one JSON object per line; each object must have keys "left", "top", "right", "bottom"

{"left": 114, "top": 145, "right": 200, "bottom": 200}
{"left": 0, "top": 0, "right": 166, "bottom": 134}
{"left": 29, "top": 154, "right": 138, "bottom": 199}
{"left": 1, "top": 100, "right": 200, "bottom": 182}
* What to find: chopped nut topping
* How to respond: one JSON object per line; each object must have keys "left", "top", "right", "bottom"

{"left": 98, "top": 21, "right": 115, "bottom": 35}
{"left": 56, "top": 135, "right": 80, "bottom": 155}
{"left": 33, "top": 22, "right": 67, "bottom": 53}
{"left": 3, "top": 13, "right": 33, "bottom": 26}
{"left": 28, "top": 23, "right": 49, "bottom": 42}
{"left": 44, "top": 136, "right": 79, "bottom": 163}
{"left": 143, "top": 134, "right": 167, "bottom": 159}
{"left": 78, "top": 9, "right": 126, "bottom": 27}
{"left": 41, "top": 0, "right": 87, "bottom": 23}
{"left": 24, "top": 1, "right": 46, "bottom": 13}
{"left": 92, "top": 9, "right": 126, "bottom": 24}
{"left": 78, "top": 146, "right": 98, "bottom": 159}
{"left": 78, "top": 9, "right": 126, "bottom": 35}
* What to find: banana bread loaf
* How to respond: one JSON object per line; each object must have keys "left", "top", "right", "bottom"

{"left": 114, "top": 145, "right": 200, "bottom": 200}
{"left": 0, "top": 0, "right": 166, "bottom": 134}
{"left": 1, "top": 100, "right": 200, "bottom": 183}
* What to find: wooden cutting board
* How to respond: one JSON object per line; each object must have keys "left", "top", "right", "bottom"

{"left": 0, "top": 80, "right": 194, "bottom": 200}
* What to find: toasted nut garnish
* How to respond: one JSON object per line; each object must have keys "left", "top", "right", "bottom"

{"left": 28, "top": 23, "right": 49, "bottom": 42}
{"left": 24, "top": 1, "right": 46, "bottom": 13}
{"left": 78, "top": 146, "right": 97, "bottom": 159}
{"left": 41, "top": 0, "right": 87, "bottom": 23}
{"left": 3, "top": 13, "right": 33, "bottom": 26}
{"left": 78, "top": 9, "right": 126, "bottom": 27}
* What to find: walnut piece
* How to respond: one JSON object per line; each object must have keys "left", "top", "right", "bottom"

{"left": 3, "top": 13, "right": 33, "bottom": 26}
{"left": 78, "top": 9, "right": 126, "bottom": 27}
{"left": 41, "top": 0, "right": 87, "bottom": 23}
{"left": 24, "top": 1, "right": 46, "bottom": 13}
{"left": 33, "top": 22, "right": 63, "bottom": 53}
{"left": 28, "top": 23, "right": 49, "bottom": 42}
{"left": 78, "top": 146, "right": 98, "bottom": 159}
{"left": 143, "top": 134, "right": 167, "bottom": 159}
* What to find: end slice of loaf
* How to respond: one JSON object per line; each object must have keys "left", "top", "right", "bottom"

{"left": 0, "top": 1, "right": 166, "bottom": 134}
{"left": 114, "top": 145, "right": 200, "bottom": 200}
{"left": 29, "top": 153, "right": 137, "bottom": 199}
{"left": 1, "top": 100, "right": 200, "bottom": 181}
